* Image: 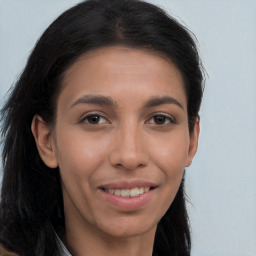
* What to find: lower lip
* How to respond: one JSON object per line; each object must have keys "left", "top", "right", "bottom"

{"left": 98, "top": 188, "right": 156, "bottom": 211}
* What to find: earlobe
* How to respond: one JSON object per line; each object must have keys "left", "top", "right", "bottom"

{"left": 31, "top": 115, "right": 58, "bottom": 168}
{"left": 186, "top": 118, "right": 200, "bottom": 167}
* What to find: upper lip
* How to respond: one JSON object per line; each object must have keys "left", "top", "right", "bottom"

{"left": 99, "top": 180, "right": 158, "bottom": 189}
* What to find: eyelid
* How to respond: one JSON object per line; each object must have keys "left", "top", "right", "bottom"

{"left": 146, "top": 112, "right": 176, "bottom": 125}
{"left": 79, "top": 111, "right": 110, "bottom": 124}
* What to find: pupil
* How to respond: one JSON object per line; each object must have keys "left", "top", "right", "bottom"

{"left": 154, "top": 115, "right": 165, "bottom": 124}
{"left": 88, "top": 115, "right": 99, "bottom": 124}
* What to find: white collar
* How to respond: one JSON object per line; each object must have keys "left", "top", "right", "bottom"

{"left": 55, "top": 231, "right": 73, "bottom": 256}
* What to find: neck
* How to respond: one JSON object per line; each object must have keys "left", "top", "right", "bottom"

{"left": 65, "top": 218, "right": 156, "bottom": 256}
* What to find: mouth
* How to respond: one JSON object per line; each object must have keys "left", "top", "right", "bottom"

{"left": 98, "top": 180, "right": 158, "bottom": 210}
{"left": 101, "top": 186, "right": 154, "bottom": 198}
{"left": 98, "top": 182, "right": 158, "bottom": 210}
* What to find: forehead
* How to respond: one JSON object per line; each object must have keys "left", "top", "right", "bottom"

{"left": 58, "top": 46, "right": 186, "bottom": 109}
{"left": 63, "top": 46, "right": 183, "bottom": 84}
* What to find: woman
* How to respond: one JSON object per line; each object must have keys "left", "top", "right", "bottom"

{"left": 0, "top": 0, "right": 204, "bottom": 255}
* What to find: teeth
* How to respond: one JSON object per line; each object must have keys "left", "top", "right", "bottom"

{"left": 104, "top": 187, "right": 151, "bottom": 197}
{"left": 115, "top": 189, "right": 121, "bottom": 196}
{"left": 130, "top": 187, "right": 139, "bottom": 197}
{"left": 144, "top": 187, "right": 150, "bottom": 193}
{"left": 121, "top": 189, "right": 130, "bottom": 197}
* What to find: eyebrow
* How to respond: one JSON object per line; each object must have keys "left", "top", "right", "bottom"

{"left": 70, "top": 95, "right": 117, "bottom": 108}
{"left": 143, "top": 96, "right": 184, "bottom": 110}
{"left": 70, "top": 94, "right": 184, "bottom": 110}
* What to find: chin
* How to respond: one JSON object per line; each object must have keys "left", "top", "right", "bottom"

{"left": 95, "top": 216, "right": 158, "bottom": 239}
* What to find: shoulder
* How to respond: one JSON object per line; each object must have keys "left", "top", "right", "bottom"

{"left": 0, "top": 245, "right": 18, "bottom": 256}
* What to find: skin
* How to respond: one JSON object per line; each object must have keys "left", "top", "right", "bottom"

{"left": 32, "top": 46, "right": 199, "bottom": 256}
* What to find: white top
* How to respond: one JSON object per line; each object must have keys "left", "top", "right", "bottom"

{"left": 55, "top": 233, "right": 72, "bottom": 256}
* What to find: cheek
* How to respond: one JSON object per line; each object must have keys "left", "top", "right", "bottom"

{"left": 149, "top": 128, "right": 190, "bottom": 180}
{"left": 54, "top": 127, "right": 110, "bottom": 180}
{"left": 144, "top": 129, "right": 190, "bottom": 218}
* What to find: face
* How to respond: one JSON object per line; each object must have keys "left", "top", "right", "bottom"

{"left": 33, "top": 46, "right": 199, "bottom": 240}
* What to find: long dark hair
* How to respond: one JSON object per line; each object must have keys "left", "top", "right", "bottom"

{"left": 0, "top": 0, "right": 204, "bottom": 255}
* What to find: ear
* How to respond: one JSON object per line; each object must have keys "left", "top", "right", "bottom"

{"left": 31, "top": 115, "right": 58, "bottom": 168}
{"left": 186, "top": 118, "right": 200, "bottom": 167}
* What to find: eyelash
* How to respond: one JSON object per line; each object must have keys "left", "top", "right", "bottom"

{"left": 80, "top": 112, "right": 109, "bottom": 125}
{"left": 79, "top": 112, "right": 176, "bottom": 126}
{"left": 146, "top": 113, "right": 176, "bottom": 126}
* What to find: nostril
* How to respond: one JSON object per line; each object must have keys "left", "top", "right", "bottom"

{"left": 114, "top": 162, "right": 146, "bottom": 171}
{"left": 109, "top": 148, "right": 149, "bottom": 170}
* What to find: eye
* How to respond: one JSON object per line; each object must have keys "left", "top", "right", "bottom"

{"left": 147, "top": 114, "right": 176, "bottom": 125}
{"left": 80, "top": 114, "right": 108, "bottom": 125}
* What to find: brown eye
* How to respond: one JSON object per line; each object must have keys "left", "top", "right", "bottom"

{"left": 87, "top": 115, "right": 100, "bottom": 124}
{"left": 153, "top": 115, "right": 167, "bottom": 125}
{"left": 147, "top": 114, "right": 176, "bottom": 125}
{"left": 81, "top": 114, "right": 108, "bottom": 125}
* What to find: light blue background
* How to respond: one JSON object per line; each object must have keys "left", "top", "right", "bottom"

{"left": 0, "top": 1, "right": 255, "bottom": 255}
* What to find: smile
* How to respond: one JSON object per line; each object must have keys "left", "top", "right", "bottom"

{"left": 102, "top": 187, "right": 150, "bottom": 198}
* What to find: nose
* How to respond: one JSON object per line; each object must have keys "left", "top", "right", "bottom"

{"left": 109, "top": 124, "right": 149, "bottom": 170}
